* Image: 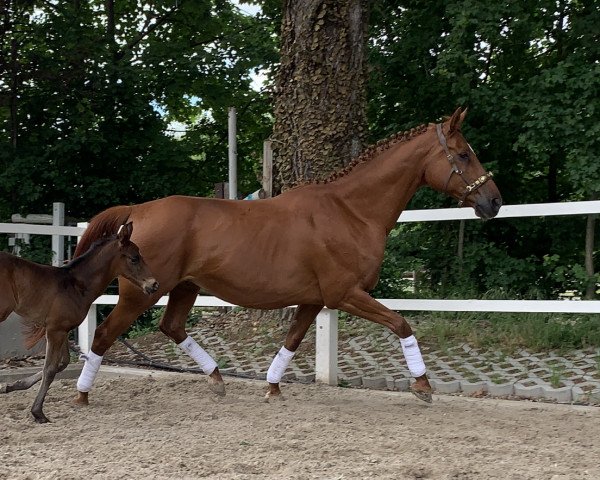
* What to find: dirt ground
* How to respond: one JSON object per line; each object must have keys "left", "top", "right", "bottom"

{"left": 1, "top": 369, "right": 599, "bottom": 480}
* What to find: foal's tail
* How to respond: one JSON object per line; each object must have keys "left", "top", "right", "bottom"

{"left": 74, "top": 205, "right": 133, "bottom": 258}
{"left": 22, "top": 323, "right": 46, "bottom": 350}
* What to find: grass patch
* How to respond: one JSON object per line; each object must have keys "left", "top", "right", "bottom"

{"left": 413, "top": 311, "right": 600, "bottom": 353}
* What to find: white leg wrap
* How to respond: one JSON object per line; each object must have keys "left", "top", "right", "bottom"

{"left": 400, "top": 335, "right": 426, "bottom": 378}
{"left": 178, "top": 336, "right": 217, "bottom": 375}
{"left": 266, "top": 346, "right": 295, "bottom": 384}
{"left": 77, "top": 351, "right": 103, "bottom": 393}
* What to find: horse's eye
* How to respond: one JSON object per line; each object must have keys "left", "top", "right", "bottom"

{"left": 130, "top": 255, "right": 140, "bottom": 264}
{"left": 458, "top": 152, "right": 470, "bottom": 160}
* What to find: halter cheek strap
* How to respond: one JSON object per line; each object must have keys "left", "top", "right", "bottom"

{"left": 436, "top": 123, "right": 493, "bottom": 207}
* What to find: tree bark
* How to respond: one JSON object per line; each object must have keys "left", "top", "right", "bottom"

{"left": 271, "top": 0, "right": 369, "bottom": 193}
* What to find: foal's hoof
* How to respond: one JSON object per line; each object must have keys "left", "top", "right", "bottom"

{"left": 73, "top": 391, "right": 89, "bottom": 406}
{"left": 33, "top": 414, "right": 50, "bottom": 424}
{"left": 207, "top": 378, "right": 226, "bottom": 397}
{"left": 0, "top": 383, "right": 7, "bottom": 394}
{"left": 410, "top": 386, "right": 433, "bottom": 404}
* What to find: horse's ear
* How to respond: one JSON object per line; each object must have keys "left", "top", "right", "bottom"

{"left": 448, "top": 107, "right": 466, "bottom": 132}
{"left": 117, "top": 221, "right": 133, "bottom": 244}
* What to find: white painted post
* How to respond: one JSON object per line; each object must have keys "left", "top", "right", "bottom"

{"left": 52, "top": 202, "right": 65, "bottom": 266}
{"left": 262, "top": 140, "right": 273, "bottom": 198}
{"left": 228, "top": 107, "right": 237, "bottom": 199}
{"left": 76, "top": 221, "right": 93, "bottom": 352}
{"left": 78, "top": 304, "right": 97, "bottom": 354}
{"left": 315, "top": 308, "right": 338, "bottom": 385}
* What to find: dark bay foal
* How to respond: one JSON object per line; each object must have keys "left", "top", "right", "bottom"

{"left": 0, "top": 222, "right": 158, "bottom": 423}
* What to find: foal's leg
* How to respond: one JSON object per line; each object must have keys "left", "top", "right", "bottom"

{"left": 159, "top": 281, "right": 225, "bottom": 396}
{"left": 337, "top": 288, "right": 433, "bottom": 403}
{"left": 31, "top": 330, "right": 68, "bottom": 423}
{"left": 1, "top": 334, "right": 70, "bottom": 395}
{"left": 74, "top": 288, "right": 156, "bottom": 406}
{"left": 265, "top": 304, "right": 323, "bottom": 401}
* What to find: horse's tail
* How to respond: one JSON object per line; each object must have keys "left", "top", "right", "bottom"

{"left": 74, "top": 205, "right": 133, "bottom": 258}
{"left": 22, "top": 323, "right": 46, "bottom": 350}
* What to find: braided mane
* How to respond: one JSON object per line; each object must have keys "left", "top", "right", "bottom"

{"left": 291, "top": 123, "right": 430, "bottom": 188}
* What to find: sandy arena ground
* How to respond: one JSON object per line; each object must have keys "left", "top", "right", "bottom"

{"left": 1, "top": 368, "right": 599, "bottom": 480}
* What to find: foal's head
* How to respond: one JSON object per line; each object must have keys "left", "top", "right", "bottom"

{"left": 423, "top": 107, "right": 502, "bottom": 219}
{"left": 114, "top": 222, "right": 159, "bottom": 295}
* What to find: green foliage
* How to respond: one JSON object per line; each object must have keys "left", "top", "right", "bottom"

{"left": 0, "top": 0, "right": 276, "bottom": 220}
{"left": 14, "top": 235, "right": 52, "bottom": 265}
{"left": 368, "top": 0, "right": 599, "bottom": 300}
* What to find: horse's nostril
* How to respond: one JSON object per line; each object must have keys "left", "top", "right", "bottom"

{"left": 492, "top": 197, "right": 502, "bottom": 212}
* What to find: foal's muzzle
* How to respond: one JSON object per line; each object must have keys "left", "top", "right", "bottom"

{"left": 143, "top": 279, "right": 160, "bottom": 295}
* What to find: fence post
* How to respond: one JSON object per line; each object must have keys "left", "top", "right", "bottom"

{"left": 52, "top": 202, "right": 65, "bottom": 266}
{"left": 315, "top": 308, "right": 338, "bottom": 385}
{"left": 228, "top": 107, "right": 237, "bottom": 199}
{"left": 78, "top": 304, "right": 97, "bottom": 354}
{"left": 262, "top": 140, "right": 273, "bottom": 198}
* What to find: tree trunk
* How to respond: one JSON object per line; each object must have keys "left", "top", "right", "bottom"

{"left": 584, "top": 213, "right": 597, "bottom": 299}
{"left": 271, "top": 0, "right": 369, "bottom": 193}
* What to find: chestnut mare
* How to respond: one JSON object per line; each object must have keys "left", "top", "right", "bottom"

{"left": 73, "top": 108, "right": 502, "bottom": 405}
{"left": 0, "top": 222, "right": 158, "bottom": 423}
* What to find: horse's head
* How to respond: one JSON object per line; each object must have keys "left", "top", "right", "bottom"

{"left": 116, "top": 222, "right": 159, "bottom": 295}
{"left": 423, "top": 107, "right": 502, "bottom": 219}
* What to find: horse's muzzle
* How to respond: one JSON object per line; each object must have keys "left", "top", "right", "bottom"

{"left": 474, "top": 197, "right": 502, "bottom": 220}
{"left": 143, "top": 279, "right": 160, "bottom": 295}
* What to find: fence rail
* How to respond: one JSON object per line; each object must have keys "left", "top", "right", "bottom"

{"left": 2, "top": 200, "right": 598, "bottom": 385}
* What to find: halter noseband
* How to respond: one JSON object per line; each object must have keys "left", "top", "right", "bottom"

{"left": 436, "top": 123, "right": 493, "bottom": 207}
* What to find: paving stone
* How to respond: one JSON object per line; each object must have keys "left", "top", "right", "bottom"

{"left": 572, "top": 386, "right": 588, "bottom": 403}
{"left": 460, "top": 380, "right": 487, "bottom": 395}
{"left": 340, "top": 375, "right": 362, "bottom": 387}
{"left": 394, "top": 378, "right": 410, "bottom": 392}
{"left": 487, "top": 382, "right": 514, "bottom": 397}
{"left": 514, "top": 382, "right": 544, "bottom": 400}
{"left": 430, "top": 379, "right": 460, "bottom": 394}
{"left": 588, "top": 389, "right": 600, "bottom": 405}
{"left": 362, "top": 376, "right": 387, "bottom": 389}
{"left": 541, "top": 385, "right": 572, "bottom": 403}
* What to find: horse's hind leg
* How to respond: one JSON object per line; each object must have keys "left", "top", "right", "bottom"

{"left": 337, "top": 288, "right": 432, "bottom": 403}
{"left": 265, "top": 304, "right": 323, "bottom": 402}
{"left": 30, "top": 329, "right": 68, "bottom": 423}
{"left": 159, "top": 281, "right": 225, "bottom": 396}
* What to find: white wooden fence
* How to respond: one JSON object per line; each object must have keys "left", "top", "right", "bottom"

{"left": 1, "top": 200, "right": 599, "bottom": 385}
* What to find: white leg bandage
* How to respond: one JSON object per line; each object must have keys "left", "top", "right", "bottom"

{"left": 178, "top": 336, "right": 217, "bottom": 375}
{"left": 77, "top": 350, "right": 103, "bottom": 393}
{"left": 400, "top": 335, "right": 426, "bottom": 378}
{"left": 266, "top": 346, "right": 295, "bottom": 384}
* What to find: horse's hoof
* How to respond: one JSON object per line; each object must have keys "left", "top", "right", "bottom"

{"left": 0, "top": 383, "right": 7, "bottom": 394}
{"left": 207, "top": 378, "right": 226, "bottom": 397}
{"left": 264, "top": 391, "right": 285, "bottom": 403}
{"left": 73, "top": 391, "right": 89, "bottom": 406}
{"left": 410, "top": 386, "right": 433, "bottom": 404}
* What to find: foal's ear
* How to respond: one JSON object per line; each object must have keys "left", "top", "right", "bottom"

{"left": 117, "top": 221, "right": 133, "bottom": 245}
{"left": 448, "top": 107, "right": 467, "bottom": 132}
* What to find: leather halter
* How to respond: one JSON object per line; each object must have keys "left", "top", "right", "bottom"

{"left": 436, "top": 123, "right": 493, "bottom": 207}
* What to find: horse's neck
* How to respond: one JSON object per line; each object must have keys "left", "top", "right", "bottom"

{"left": 67, "top": 245, "right": 116, "bottom": 300}
{"left": 330, "top": 130, "right": 431, "bottom": 232}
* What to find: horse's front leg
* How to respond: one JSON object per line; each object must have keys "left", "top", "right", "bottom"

{"left": 337, "top": 288, "right": 433, "bottom": 403}
{"left": 31, "top": 329, "right": 69, "bottom": 423}
{"left": 265, "top": 304, "right": 323, "bottom": 402}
